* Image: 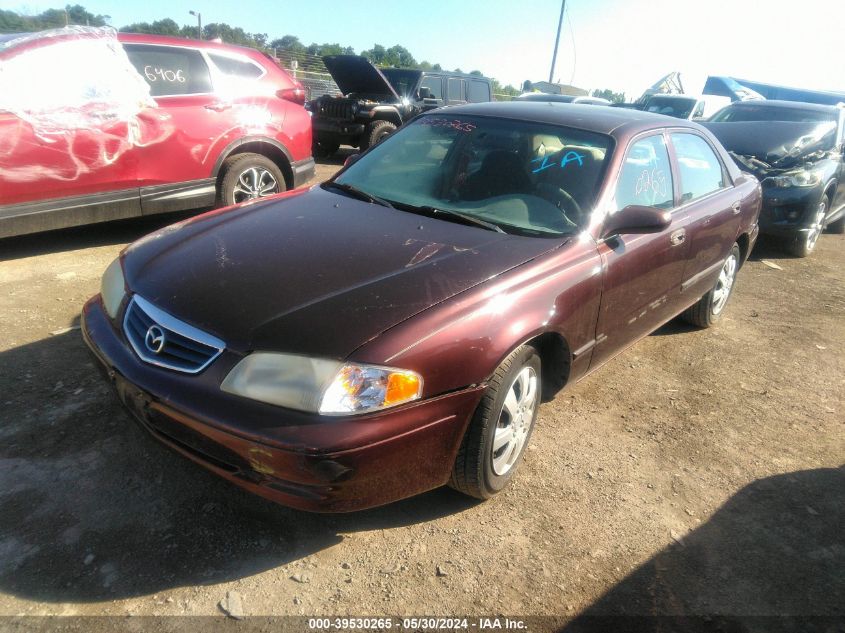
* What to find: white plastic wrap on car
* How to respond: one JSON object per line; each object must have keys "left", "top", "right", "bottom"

{"left": 0, "top": 27, "right": 164, "bottom": 184}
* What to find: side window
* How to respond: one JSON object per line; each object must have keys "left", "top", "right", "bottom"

{"left": 468, "top": 80, "right": 490, "bottom": 103}
{"left": 671, "top": 133, "right": 726, "bottom": 203}
{"left": 447, "top": 78, "right": 466, "bottom": 103}
{"left": 207, "top": 53, "right": 264, "bottom": 79}
{"left": 420, "top": 75, "right": 443, "bottom": 100}
{"left": 615, "top": 134, "right": 674, "bottom": 211}
{"left": 123, "top": 44, "right": 213, "bottom": 97}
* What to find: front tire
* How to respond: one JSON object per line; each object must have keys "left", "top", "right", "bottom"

{"left": 681, "top": 243, "right": 741, "bottom": 328}
{"left": 359, "top": 120, "right": 397, "bottom": 151}
{"left": 787, "top": 195, "right": 828, "bottom": 257}
{"left": 450, "top": 345, "right": 541, "bottom": 500}
{"left": 218, "top": 153, "right": 286, "bottom": 207}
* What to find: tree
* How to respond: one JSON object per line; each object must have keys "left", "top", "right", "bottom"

{"left": 121, "top": 18, "right": 181, "bottom": 36}
{"left": 0, "top": 4, "right": 107, "bottom": 31}
{"left": 270, "top": 34, "right": 305, "bottom": 53}
{"left": 592, "top": 88, "right": 626, "bottom": 104}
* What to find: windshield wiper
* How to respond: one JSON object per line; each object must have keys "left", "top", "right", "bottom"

{"left": 322, "top": 181, "right": 394, "bottom": 209}
{"left": 395, "top": 203, "right": 506, "bottom": 234}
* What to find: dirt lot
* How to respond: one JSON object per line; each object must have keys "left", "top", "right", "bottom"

{"left": 0, "top": 156, "right": 842, "bottom": 628}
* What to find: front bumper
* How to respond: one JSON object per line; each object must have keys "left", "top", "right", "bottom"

{"left": 758, "top": 184, "right": 824, "bottom": 237}
{"left": 312, "top": 117, "right": 366, "bottom": 144}
{"left": 82, "top": 297, "right": 484, "bottom": 512}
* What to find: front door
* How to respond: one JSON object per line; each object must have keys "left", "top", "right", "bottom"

{"left": 591, "top": 132, "right": 691, "bottom": 368}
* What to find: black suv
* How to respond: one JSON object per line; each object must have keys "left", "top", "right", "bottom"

{"left": 705, "top": 100, "right": 845, "bottom": 257}
{"left": 310, "top": 55, "right": 494, "bottom": 155}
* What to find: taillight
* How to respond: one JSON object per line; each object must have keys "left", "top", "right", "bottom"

{"left": 277, "top": 87, "right": 306, "bottom": 106}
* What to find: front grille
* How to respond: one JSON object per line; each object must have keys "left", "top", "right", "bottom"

{"left": 318, "top": 98, "right": 354, "bottom": 120}
{"left": 123, "top": 295, "right": 224, "bottom": 374}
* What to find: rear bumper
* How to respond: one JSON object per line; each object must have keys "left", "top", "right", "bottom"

{"left": 81, "top": 297, "right": 484, "bottom": 512}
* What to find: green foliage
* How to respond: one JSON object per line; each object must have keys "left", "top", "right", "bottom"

{"left": 120, "top": 18, "right": 181, "bottom": 36}
{"left": 591, "top": 88, "right": 626, "bottom": 103}
{"left": 361, "top": 44, "right": 416, "bottom": 68}
{"left": 0, "top": 4, "right": 107, "bottom": 32}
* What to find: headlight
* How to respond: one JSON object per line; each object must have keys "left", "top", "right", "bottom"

{"left": 100, "top": 257, "right": 125, "bottom": 319}
{"left": 765, "top": 169, "right": 822, "bottom": 188}
{"left": 220, "top": 353, "right": 423, "bottom": 416}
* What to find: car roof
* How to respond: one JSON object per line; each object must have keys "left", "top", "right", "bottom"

{"left": 725, "top": 99, "right": 840, "bottom": 114}
{"left": 444, "top": 101, "right": 700, "bottom": 137}
{"left": 117, "top": 32, "right": 262, "bottom": 56}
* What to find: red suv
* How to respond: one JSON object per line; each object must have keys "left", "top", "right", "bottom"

{"left": 0, "top": 28, "right": 314, "bottom": 238}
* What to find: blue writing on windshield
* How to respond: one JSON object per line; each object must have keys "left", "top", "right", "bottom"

{"left": 531, "top": 150, "right": 584, "bottom": 174}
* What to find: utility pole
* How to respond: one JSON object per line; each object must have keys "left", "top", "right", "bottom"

{"left": 189, "top": 10, "right": 202, "bottom": 40}
{"left": 548, "top": 0, "right": 566, "bottom": 84}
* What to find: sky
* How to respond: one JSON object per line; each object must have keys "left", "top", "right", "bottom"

{"left": 5, "top": 0, "right": 845, "bottom": 99}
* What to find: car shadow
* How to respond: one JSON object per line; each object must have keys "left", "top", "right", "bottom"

{"left": 0, "top": 212, "right": 199, "bottom": 263}
{"left": 0, "top": 327, "right": 479, "bottom": 603}
{"left": 747, "top": 234, "right": 791, "bottom": 262}
{"left": 315, "top": 147, "right": 357, "bottom": 168}
{"left": 563, "top": 466, "right": 844, "bottom": 630}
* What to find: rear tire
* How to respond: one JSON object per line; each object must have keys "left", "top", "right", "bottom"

{"left": 450, "top": 345, "right": 541, "bottom": 500}
{"left": 681, "top": 243, "right": 741, "bottom": 328}
{"left": 360, "top": 120, "right": 397, "bottom": 151}
{"left": 218, "top": 153, "right": 286, "bottom": 207}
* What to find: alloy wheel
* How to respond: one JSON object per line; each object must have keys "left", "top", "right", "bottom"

{"left": 805, "top": 200, "right": 827, "bottom": 253}
{"left": 712, "top": 251, "right": 738, "bottom": 316}
{"left": 491, "top": 366, "right": 538, "bottom": 476}
{"left": 233, "top": 167, "right": 279, "bottom": 203}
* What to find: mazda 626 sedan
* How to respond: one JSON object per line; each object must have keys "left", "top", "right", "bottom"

{"left": 83, "top": 102, "right": 761, "bottom": 512}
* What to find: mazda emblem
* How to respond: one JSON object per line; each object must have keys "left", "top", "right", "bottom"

{"left": 144, "top": 325, "right": 166, "bottom": 355}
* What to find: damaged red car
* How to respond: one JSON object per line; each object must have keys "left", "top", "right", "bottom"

{"left": 83, "top": 102, "right": 760, "bottom": 512}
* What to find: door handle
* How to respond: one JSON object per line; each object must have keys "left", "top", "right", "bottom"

{"left": 731, "top": 201, "right": 742, "bottom": 215}
{"left": 670, "top": 228, "right": 686, "bottom": 246}
{"left": 204, "top": 102, "right": 232, "bottom": 112}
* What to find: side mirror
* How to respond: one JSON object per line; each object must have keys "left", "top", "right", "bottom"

{"left": 343, "top": 153, "right": 361, "bottom": 168}
{"left": 602, "top": 205, "right": 671, "bottom": 239}
{"left": 418, "top": 86, "right": 432, "bottom": 100}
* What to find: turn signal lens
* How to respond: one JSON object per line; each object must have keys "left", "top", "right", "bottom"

{"left": 386, "top": 372, "right": 422, "bottom": 407}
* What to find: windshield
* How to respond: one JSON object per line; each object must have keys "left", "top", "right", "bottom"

{"left": 381, "top": 69, "right": 421, "bottom": 98}
{"left": 645, "top": 96, "right": 697, "bottom": 119}
{"left": 333, "top": 114, "right": 612, "bottom": 236}
{"left": 710, "top": 105, "right": 837, "bottom": 124}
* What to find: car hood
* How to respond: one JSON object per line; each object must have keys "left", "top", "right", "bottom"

{"left": 704, "top": 121, "right": 838, "bottom": 170}
{"left": 121, "top": 187, "right": 560, "bottom": 358}
{"left": 322, "top": 55, "right": 399, "bottom": 99}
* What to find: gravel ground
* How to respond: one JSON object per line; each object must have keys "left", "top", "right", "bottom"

{"left": 0, "top": 157, "right": 842, "bottom": 628}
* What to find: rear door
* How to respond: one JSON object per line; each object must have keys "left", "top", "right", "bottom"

{"left": 668, "top": 131, "right": 742, "bottom": 300}
{"left": 122, "top": 43, "right": 225, "bottom": 210}
{"left": 446, "top": 78, "right": 467, "bottom": 105}
{"left": 591, "top": 132, "right": 693, "bottom": 367}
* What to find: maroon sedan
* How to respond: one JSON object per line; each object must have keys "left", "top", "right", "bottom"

{"left": 82, "top": 102, "right": 761, "bottom": 512}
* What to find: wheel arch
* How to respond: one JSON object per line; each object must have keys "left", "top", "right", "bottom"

{"left": 525, "top": 331, "right": 572, "bottom": 402}
{"left": 213, "top": 137, "right": 294, "bottom": 189}
{"left": 368, "top": 106, "right": 403, "bottom": 127}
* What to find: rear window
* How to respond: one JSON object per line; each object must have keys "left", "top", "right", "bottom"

{"left": 123, "top": 44, "right": 213, "bottom": 96}
{"left": 468, "top": 80, "right": 490, "bottom": 103}
{"left": 207, "top": 53, "right": 263, "bottom": 79}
